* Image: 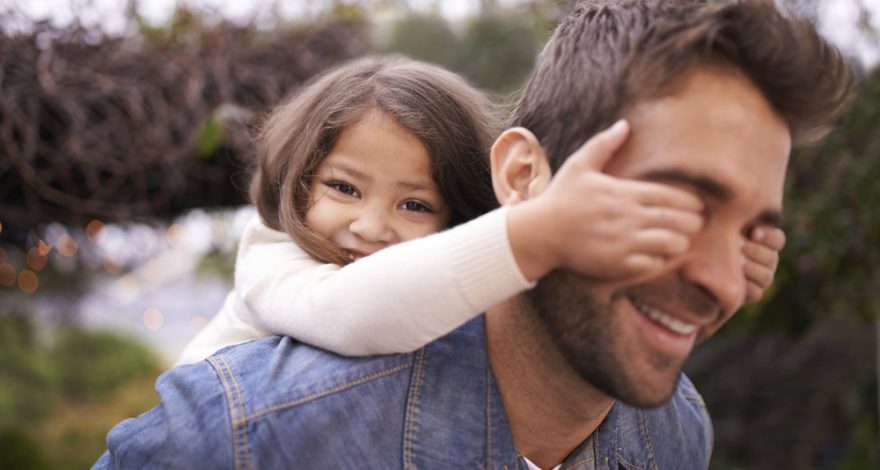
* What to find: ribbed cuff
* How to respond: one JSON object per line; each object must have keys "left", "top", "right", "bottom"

{"left": 447, "top": 206, "right": 535, "bottom": 312}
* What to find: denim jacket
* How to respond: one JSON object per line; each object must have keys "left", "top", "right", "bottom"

{"left": 94, "top": 317, "right": 713, "bottom": 469}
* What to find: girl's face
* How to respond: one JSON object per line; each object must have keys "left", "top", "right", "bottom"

{"left": 305, "top": 110, "right": 450, "bottom": 262}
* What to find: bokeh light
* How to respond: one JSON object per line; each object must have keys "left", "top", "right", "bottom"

{"left": 37, "top": 239, "right": 52, "bottom": 256}
{"left": 166, "top": 223, "right": 187, "bottom": 248}
{"left": 102, "top": 256, "right": 124, "bottom": 274}
{"left": 143, "top": 307, "right": 164, "bottom": 330}
{"left": 18, "top": 269, "right": 38, "bottom": 294}
{"left": 189, "top": 315, "right": 209, "bottom": 334}
{"left": 0, "top": 264, "right": 16, "bottom": 287}
{"left": 86, "top": 219, "right": 105, "bottom": 243}
{"left": 114, "top": 274, "right": 141, "bottom": 302}
{"left": 26, "top": 247, "right": 48, "bottom": 271}
{"left": 211, "top": 219, "right": 226, "bottom": 245}
{"left": 56, "top": 233, "right": 79, "bottom": 257}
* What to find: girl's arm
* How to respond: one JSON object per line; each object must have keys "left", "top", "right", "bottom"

{"left": 238, "top": 206, "right": 532, "bottom": 356}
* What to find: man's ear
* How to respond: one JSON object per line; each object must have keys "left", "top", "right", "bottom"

{"left": 490, "top": 127, "right": 552, "bottom": 205}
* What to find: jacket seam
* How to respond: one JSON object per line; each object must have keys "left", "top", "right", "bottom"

{"left": 208, "top": 356, "right": 248, "bottom": 470}
{"left": 404, "top": 348, "right": 427, "bottom": 470}
{"left": 221, "top": 355, "right": 251, "bottom": 470}
{"left": 617, "top": 454, "right": 645, "bottom": 470}
{"left": 243, "top": 361, "right": 413, "bottom": 421}
{"left": 637, "top": 410, "right": 658, "bottom": 470}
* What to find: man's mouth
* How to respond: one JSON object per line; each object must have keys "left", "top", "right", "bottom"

{"left": 629, "top": 296, "right": 697, "bottom": 336}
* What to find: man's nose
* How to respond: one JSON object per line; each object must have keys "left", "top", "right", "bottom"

{"left": 679, "top": 229, "right": 747, "bottom": 317}
{"left": 349, "top": 205, "right": 396, "bottom": 244}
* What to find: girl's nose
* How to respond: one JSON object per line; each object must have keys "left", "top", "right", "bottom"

{"left": 349, "top": 207, "right": 395, "bottom": 244}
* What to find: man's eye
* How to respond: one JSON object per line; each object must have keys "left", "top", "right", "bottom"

{"left": 327, "top": 182, "right": 358, "bottom": 197}
{"left": 401, "top": 200, "right": 433, "bottom": 213}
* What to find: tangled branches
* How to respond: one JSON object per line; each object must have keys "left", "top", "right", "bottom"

{"left": 0, "top": 15, "right": 367, "bottom": 230}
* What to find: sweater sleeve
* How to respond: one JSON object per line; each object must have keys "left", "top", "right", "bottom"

{"left": 237, "top": 206, "right": 533, "bottom": 356}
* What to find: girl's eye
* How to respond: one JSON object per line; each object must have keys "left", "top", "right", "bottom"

{"left": 401, "top": 200, "right": 433, "bottom": 213}
{"left": 327, "top": 182, "right": 358, "bottom": 197}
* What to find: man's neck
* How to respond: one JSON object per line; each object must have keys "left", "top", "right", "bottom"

{"left": 485, "top": 297, "right": 615, "bottom": 469}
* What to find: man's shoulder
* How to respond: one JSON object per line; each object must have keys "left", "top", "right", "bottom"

{"left": 100, "top": 336, "right": 420, "bottom": 468}
{"left": 200, "top": 336, "right": 416, "bottom": 413}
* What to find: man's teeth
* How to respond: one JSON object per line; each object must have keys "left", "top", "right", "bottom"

{"left": 631, "top": 298, "right": 697, "bottom": 335}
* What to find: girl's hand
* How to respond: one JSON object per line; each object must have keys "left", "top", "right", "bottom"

{"left": 511, "top": 119, "right": 705, "bottom": 281}
{"left": 742, "top": 226, "right": 786, "bottom": 303}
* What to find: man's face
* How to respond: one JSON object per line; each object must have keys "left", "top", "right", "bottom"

{"left": 529, "top": 68, "right": 791, "bottom": 407}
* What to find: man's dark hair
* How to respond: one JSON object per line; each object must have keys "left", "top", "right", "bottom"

{"left": 511, "top": 0, "right": 855, "bottom": 172}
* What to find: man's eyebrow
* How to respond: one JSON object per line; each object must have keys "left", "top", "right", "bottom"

{"left": 640, "top": 168, "right": 733, "bottom": 202}
{"left": 754, "top": 210, "right": 784, "bottom": 228}
{"left": 641, "top": 168, "right": 784, "bottom": 228}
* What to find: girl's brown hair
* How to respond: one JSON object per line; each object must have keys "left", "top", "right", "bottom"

{"left": 250, "top": 56, "right": 499, "bottom": 265}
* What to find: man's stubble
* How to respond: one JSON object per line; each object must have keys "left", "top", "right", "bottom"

{"left": 525, "top": 270, "right": 720, "bottom": 408}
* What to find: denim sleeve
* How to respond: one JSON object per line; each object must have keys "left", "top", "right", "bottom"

{"left": 92, "top": 361, "right": 233, "bottom": 469}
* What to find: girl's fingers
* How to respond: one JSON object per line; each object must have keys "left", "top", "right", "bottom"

{"left": 742, "top": 239, "right": 779, "bottom": 271}
{"left": 617, "top": 179, "right": 704, "bottom": 212}
{"left": 750, "top": 226, "right": 786, "bottom": 251}
{"left": 745, "top": 281, "right": 765, "bottom": 304}
{"left": 629, "top": 229, "right": 691, "bottom": 258}
{"left": 565, "top": 119, "right": 631, "bottom": 172}
{"left": 744, "top": 257, "right": 775, "bottom": 290}
{"left": 641, "top": 206, "right": 704, "bottom": 234}
{"left": 620, "top": 253, "right": 667, "bottom": 276}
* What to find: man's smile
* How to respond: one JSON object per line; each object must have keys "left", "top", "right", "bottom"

{"left": 628, "top": 295, "right": 698, "bottom": 335}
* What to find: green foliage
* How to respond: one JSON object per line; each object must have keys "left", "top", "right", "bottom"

{"left": 0, "top": 427, "right": 51, "bottom": 470}
{"left": 51, "top": 327, "right": 156, "bottom": 402}
{"left": 383, "top": 15, "right": 462, "bottom": 72}
{"left": 381, "top": 11, "right": 547, "bottom": 93}
{"left": 0, "top": 312, "right": 159, "bottom": 468}
{"left": 0, "top": 315, "right": 60, "bottom": 427}
{"left": 457, "top": 14, "right": 542, "bottom": 92}
{"left": 197, "top": 115, "right": 225, "bottom": 160}
{"left": 0, "top": 313, "right": 157, "bottom": 412}
{"left": 135, "top": 7, "right": 202, "bottom": 48}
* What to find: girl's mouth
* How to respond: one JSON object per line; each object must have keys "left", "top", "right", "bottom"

{"left": 343, "top": 248, "right": 369, "bottom": 261}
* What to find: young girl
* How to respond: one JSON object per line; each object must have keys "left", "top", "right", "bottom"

{"left": 177, "top": 56, "right": 784, "bottom": 364}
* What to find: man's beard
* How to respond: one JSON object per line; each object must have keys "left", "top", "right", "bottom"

{"left": 525, "top": 270, "right": 719, "bottom": 408}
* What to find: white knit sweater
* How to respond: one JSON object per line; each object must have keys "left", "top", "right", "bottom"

{"left": 176, "top": 206, "right": 532, "bottom": 365}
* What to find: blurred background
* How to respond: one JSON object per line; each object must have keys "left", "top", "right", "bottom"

{"left": 0, "top": 0, "right": 877, "bottom": 468}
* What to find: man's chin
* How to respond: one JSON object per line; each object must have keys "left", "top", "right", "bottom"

{"left": 603, "top": 373, "right": 681, "bottom": 409}
{"left": 563, "top": 344, "right": 683, "bottom": 409}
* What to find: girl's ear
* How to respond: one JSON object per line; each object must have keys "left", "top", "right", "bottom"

{"left": 490, "top": 127, "right": 553, "bottom": 205}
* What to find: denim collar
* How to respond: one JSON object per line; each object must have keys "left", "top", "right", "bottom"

{"left": 401, "top": 317, "right": 656, "bottom": 470}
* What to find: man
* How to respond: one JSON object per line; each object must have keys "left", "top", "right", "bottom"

{"left": 94, "top": 1, "right": 853, "bottom": 468}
